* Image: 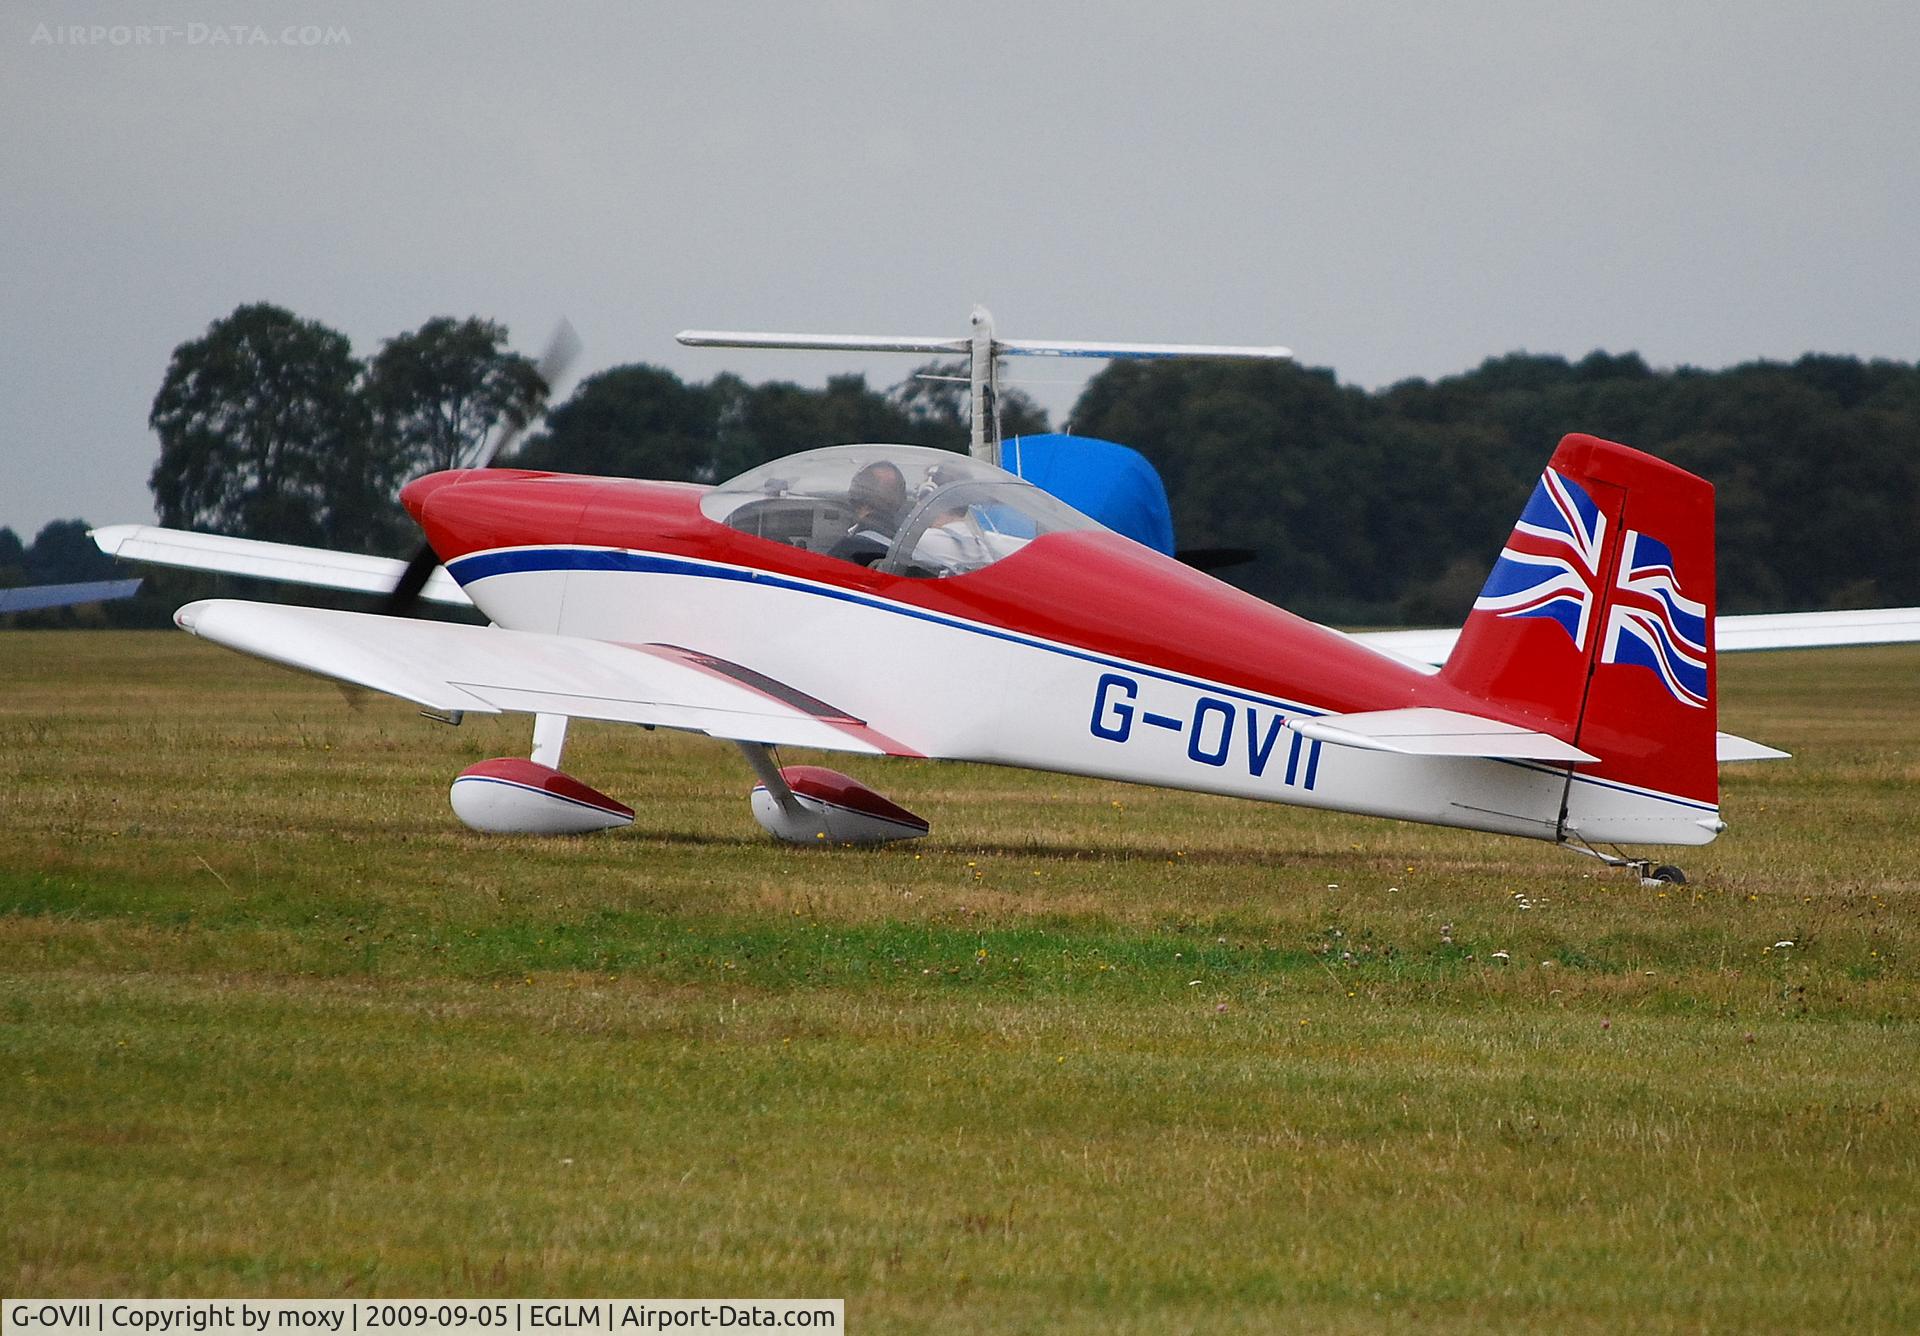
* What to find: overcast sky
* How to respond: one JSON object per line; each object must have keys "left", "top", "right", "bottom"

{"left": 4, "top": 0, "right": 1917, "bottom": 539}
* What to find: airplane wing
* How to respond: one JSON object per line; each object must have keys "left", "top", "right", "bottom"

{"left": 1711, "top": 607, "right": 1920, "bottom": 652}
{"left": 172, "top": 599, "right": 916, "bottom": 757}
{"left": 1350, "top": 606, "right": 1920, "bottom": 669}
{"left": 91, "top": 525, "right": 472, "bottom": 607}
{"left": 0, "top": 578, "right": 142, "bottom": 614}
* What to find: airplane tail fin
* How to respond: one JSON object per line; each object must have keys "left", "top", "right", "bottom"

{"left": 1441, "top": 434, "right": 1719, "bottom": 815}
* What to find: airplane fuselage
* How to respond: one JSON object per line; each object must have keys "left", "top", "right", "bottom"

{"left": 402, "top": 466, "right": 1722, "bottom": 847}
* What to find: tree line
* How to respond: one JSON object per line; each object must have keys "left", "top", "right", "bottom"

{"left": 11, "top": 302, "right": 1916, "bottom": 627}
{"left": 0, "top": 520, "right": 118, "bottom": 587}
{"left": 1069, "top": 350, "right": 1920, "bottom": 619}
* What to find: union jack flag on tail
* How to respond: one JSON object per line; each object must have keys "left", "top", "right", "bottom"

{"left": 1471, "top": 468, "right": 1607, "bottom": 649}
{"left": 1602, "top": 531, "right": 1710, "bottom": 708}
{"left": 1442, "top": 434, "right": 1719, "bottom": 812}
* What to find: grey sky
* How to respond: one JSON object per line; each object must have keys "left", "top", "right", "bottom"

{"left": 4, "top": 0, "right": 1916, "bottom": 539}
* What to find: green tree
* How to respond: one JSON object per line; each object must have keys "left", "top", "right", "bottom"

{"left": 514, "top": 365, "right": 719, "bottom": 480}
{"left": 25, "top": 519, "right": 118, "bottom": 584}
{"left": 728, "top": 374, "right": 923, "bottom": 472}
{"left": 517, "top": 367, "right": 989, "bottom": 484}
{"left": 1071, "top": 359, "right": 1390, "bottom": 615}
{"left": 148, "top": 303, "right": 378, "bottom": 549}
{"left": 364, "top": 317, "right": 548, "bottom": 476}
{"left": 0, "top": 527, "right": 24, "bottom": 583}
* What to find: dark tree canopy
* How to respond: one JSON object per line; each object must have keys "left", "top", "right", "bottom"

{"left": 24, "top": 519, "right": 118, "bottom": 585}
{"left": 364, "top": 317, "right": 548, "bottom": 476}
{"left": 148, "top": 303, "right": 377, "bottom": 549}
{"left": 1073, "top": 351, "right": 1920, "bottom": 620}
{"left": 514, "top": 365, "right": 1049, "bottom": 482}
{"left": 146, "top": 305, "right": 555, "bottom": 555}
{"left": 515, "top": 365, "right": 721, "bottom": 480}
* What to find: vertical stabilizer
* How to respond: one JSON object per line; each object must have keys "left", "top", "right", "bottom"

{"left": 1442, "top": 434, "right": 1718, "bottom": 816}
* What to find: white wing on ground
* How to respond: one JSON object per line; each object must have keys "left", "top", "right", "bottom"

{"left": 91, "top": 525, "right": 472, "bottom": 607}
{"left": 1711, "top": 607, "right": 1920, "bottom": 652}
{"left": 172, "top": 599, "right": 915, "bottom": 757}
{"left": 0, "top": 578, "right": 142, "bottom": 613}
{"left": 1349, "top": 606, "right": 1920, "bottom": 669}
{"left": 1345, "top": 628, "right": 1457, "bottom": 670}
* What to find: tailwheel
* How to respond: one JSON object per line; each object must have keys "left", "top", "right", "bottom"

{"left": 1567, "top": 840, "right": 1687, "bottom": 887}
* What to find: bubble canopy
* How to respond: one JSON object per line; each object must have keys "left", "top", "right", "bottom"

{"left": 700, "top": 444, "right": 1101, "bottom": 577}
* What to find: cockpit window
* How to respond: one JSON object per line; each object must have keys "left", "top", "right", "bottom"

{"left": 701, "top": 443, "right": 1099, "bottom": 577}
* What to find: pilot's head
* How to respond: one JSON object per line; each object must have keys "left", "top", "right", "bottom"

{"left": 850, "top": 460, "right": 907, "bottom": 523}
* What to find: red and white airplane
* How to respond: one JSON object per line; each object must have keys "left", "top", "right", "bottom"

{"left": 93, "top": 314, "right": 1920, "bottom": 880}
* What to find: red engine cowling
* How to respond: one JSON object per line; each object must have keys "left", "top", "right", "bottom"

{"left": 749, "top": 765, "right": 929, "bottom": 845}
{"left": 449, "top": 758, "right": 634, "bottom": 835}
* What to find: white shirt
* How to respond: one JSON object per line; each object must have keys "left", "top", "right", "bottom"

{"left": 912, "top": 514, "right": 996, "bottom": 574}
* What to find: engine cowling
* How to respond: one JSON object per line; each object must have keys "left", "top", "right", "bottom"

{"left": 750, "top": 765, "right": 929, "bottom": 845}
{"left": 450, "top": 758, "right": 634, "bottom": 835}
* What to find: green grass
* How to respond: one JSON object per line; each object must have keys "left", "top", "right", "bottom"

{"left": 2, "top": 632, "right": 1916, "bottom": 1331}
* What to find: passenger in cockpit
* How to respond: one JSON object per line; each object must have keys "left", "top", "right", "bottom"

{"left": 911, "top": 499, "right": 995, "bottom": 574}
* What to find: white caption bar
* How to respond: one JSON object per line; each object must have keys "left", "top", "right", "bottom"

{"left": 4, "top": 1303, "right": 842, "bottom": 1336}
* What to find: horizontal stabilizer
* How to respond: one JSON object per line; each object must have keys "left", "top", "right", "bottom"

{"left": 172, "top": 599, "right": 914, "bottom": 757}
{"left": 93, "top": 525, "right": 471, "bottom": 606}
{"left": 1716, "top": 731, "right": 1791, "bottom": 762}
{"left": 1286, "top": 707, "right": 1598, "bottom": 763}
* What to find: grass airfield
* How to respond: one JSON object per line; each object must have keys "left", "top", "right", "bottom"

{"left": 1, "top": 630, "right": 1916, "bottom": 1332}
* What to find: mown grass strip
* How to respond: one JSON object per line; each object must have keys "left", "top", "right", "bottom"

{"left": 1, "top": 632, "right": 1915, "bottom": 1330}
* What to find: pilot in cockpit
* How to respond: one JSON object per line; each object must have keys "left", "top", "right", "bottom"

{"left": 829, "top": 460, "right": 908, "bottom": 565}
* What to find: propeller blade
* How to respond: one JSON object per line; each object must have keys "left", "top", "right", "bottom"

{"left": 382, "top": 319, "right": 581, "bottom": 618}
{"left": 468, "top": 318, "right": 581, "bottom": 470}
{"left": 382, "top": 544, "right": 442, "bottom": 616}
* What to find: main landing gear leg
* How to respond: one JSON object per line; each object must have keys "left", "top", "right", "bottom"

{"left": 531, "top": 712, "right": 570, "bottom": 768}
{"left": 735, "top": 741, "right": 806, "bottom": 823}
{"left": 735, "top": 741, "right": 930, "bottom": 845}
